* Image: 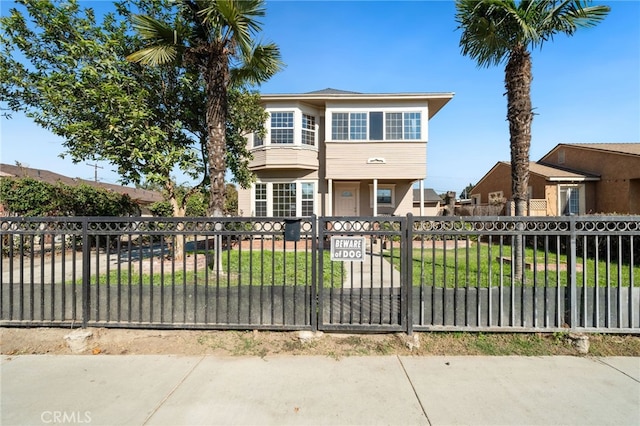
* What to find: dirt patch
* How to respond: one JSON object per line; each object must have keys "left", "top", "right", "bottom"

{"left": 1, "top": 327, "right": 638, "bottom": 358}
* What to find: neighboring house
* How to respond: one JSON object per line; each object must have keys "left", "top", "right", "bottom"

{"left": 412, "top": 188, "right": 442, "bottom": 216}
{"left": 236, "top": 88, "right": 454, "bottom": 217}
{"left": 0, "top": 163, "right": 164, "bottom": 216}
{"left": 470, "top": 143, "right": 640, "bottom": 216}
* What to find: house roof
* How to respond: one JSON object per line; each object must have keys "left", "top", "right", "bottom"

{"left": 556, "top": 143, "right": 640, "bottom": 156}
{"left": 305, "top": 88, "right": 362, "bottom": 95}
{"left": 471, "top": 161, "right": 599, "bottom": 193}
{"left": 0, "top": 163, "right": 164, "bottom": 204}
{"left": 412, "top": 188, "right": 441, "bottom": 203}
{"left": 260, "top": 90, "right": 455, "bottom": 119}
{"left": 528, "top": 162, "right": 600, "bottom": 181}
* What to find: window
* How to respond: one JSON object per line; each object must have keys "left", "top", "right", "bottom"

{"left": 560, "top": 186, "right": 582, "bottom": 215}
{"left": 349, "top": 113, "right": 367, "bottom": 140}
{"left": 255, "top": 183, "right": 267, "bottom": 216}
{"left": 385, "top": 113, "right": 403, "bottom": 139}
{"left": 332, "top": 111, "right": 422, "bottom": 141}
{"left": 273, "top": 183, "right": 296, "bottom": 216}
{"left": 253, "top": 134, "right": 263, "bottom": 147}
{"left": 270, "top": 112, "right": 294, "bottom": 144}
{"left": 302, "top": 114, "right": 316, "bottom": 146}
{"left": 301, "top": 183, "right": 314, "bottom": 216}
{"left": 377, "top": 188, "right": 392, "bottom": 204}
{"left": 253, "top": 181, "right": 316, "bottom": 217}
{"left": 332, "top": 113, "right": 349, "bottom": 140}
{"left": 369, "top": 184, "right": 395, "bottom": 207}
{"left": 403, "top": 112, "right": 421, "bottom": 140}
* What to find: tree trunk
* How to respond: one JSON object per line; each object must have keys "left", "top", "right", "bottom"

{"left": 166, "top": 180, "right": 186, "bottom": 261}
{"left": 204, "top": 47, "right": 229, "bottom": 217}
{"left": 505, "top": 44, "right": 533, "bottom": 282}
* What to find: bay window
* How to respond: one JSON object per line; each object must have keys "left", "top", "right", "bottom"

{"left": 270, "top": 111, "right": 294, "bottom": 144}
{"left": 253, "top": 181, "right": 316, "bottom": 217}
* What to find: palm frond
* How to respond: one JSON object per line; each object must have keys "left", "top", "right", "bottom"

{"left": 126, "top": 45, "right": 179, "bottom": 65}
{"left": 230, "top": 41, "right": 283, "bottom": 87}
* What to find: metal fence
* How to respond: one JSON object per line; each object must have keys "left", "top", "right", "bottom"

{"left": 1, "top": 215, "right": 638, "bottom": 333}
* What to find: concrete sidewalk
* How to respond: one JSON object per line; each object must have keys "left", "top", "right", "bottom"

{"left": 1, "top": 355, "right": 638, "bottom": 426}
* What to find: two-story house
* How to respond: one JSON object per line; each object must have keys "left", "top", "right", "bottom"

{"left": 236, "top": 89, "right": 454, "bottom": 217}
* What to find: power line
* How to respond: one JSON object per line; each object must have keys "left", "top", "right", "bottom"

{"left": 86, "top": 163, "right": 103, "bottom": 182}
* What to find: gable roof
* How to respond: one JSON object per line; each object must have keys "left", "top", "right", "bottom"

{"left": 472, "top": 161, "right": 599, "bottom": 192}
{"left": 0, "top": 163, "right": 163, "bottom": 204}
{"left": 556, "top": 143, "right": 640, "bottom": 156}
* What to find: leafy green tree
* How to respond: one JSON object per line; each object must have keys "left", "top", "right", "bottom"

{"left": 126, "top": 0, "right": 283, "bottom": 216}
{"left": 0, "top": 0, "right": 199, "bottom": 215}
{"left": 455, "top": 0, "right": 609, "bottom": 216}
{"left": 1, "top": 0, "right": 267, "bottom": 221}
{"left": 455, "top": 0, "right": 609, "bottom": 281}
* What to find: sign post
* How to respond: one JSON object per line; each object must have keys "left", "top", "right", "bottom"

{"left": 330, "top": 236, "right": 366, "bottom": 262}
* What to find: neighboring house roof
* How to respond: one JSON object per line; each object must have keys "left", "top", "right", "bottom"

{"left": 527, "top": 162, "right": 600, "bottom": 181}
{"left": 260, "top": 90, "right": 455, "bottom": 119}
{"left": 412, "top": 188, "right": 441, "bottom": 204}
{"left": 555, "top": 143, "right": 640, "bottom": 156}
{"left": 472, "top": 161, "right": 599, "bottom": 192}
{"left": 0, "top": 163, "right": 164, "bottom": 204}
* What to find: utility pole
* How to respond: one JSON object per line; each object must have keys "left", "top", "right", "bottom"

{"left": 86, "top": 163, "right": 103, "bottom": 182}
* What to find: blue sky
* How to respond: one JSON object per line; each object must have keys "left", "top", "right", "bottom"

{"left": 1, "top": 0, "right": 639, "bottom": 195}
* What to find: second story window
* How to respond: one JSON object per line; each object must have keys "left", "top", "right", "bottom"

{"left": 270, "top": 111, "right": 294, "bottom": 144}
{"left": 302, "top": 114, "right": 316, "bottom": 146}
{"left": 332, "top": 111, "right": 422, "bottom": 141}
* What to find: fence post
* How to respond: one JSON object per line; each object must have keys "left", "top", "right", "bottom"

{"left": 567, "top": 217, "right": 578, "bottom": 328}
{"left": 311, "top": 215, "right": 318, "bottom": 332}
{"left": 405, "top": 213, "right": 413, "bottom": 335}
{"left": 81, "top": 217, "right": 90, "bottom": 328}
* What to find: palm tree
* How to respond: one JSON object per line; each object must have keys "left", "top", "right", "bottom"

{"left": 127, "top": 0, "right": 283, "bottom": 216}
{"left": 456, "top": 0, "right": 609, "bottom": 216}
{"left": 455, "top": 0, "right": 609, "bottom": 280}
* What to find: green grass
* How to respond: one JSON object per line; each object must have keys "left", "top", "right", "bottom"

{"left": 83, "top": 250, "right": 346, "bottom": 288}
{"left": 385, "top": 243, "right": 639, "bottom": 288}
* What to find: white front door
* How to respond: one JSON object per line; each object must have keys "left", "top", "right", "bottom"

{"left": 334, "top": 183, "right": 359, "bottom": 216}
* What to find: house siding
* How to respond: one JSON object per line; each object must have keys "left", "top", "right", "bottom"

{"left": 249, "top": 146, "right": 319, "bottom": 170}
{"left": 325, "top": 142, "right": 427, "bottom": 180}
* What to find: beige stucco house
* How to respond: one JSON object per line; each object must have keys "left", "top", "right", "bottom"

{"left": 237, "top": 89, "right": 454, "bottom": 217}
{"left": 470, "top": 143, "right": 640, "bottom": 216}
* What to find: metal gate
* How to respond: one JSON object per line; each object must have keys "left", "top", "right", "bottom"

{"left": 317, "top": 217, "right": 409, "bottom": 332}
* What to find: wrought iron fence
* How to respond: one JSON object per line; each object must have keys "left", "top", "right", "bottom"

{"left": 1, "top": 215, "right": 638, "bottom": 333}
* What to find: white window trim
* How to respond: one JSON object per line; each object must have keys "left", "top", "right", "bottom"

{"left": 557, "top": 184, "right": 585, "bottom": 216}
{"left": 327, "top": 106, "right": 427, "bottom": 142}
{"left": 369, "top": 184, "right": 396, "bottom": 207}
{"left": 258, "top": 107, "right": 318, "bottom": 148}
{"left": 252, "top": 180, "right": 317, "bottom": 217}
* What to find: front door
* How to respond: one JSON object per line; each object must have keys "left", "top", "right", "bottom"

{"left": 334, "top": 183, "right": 359, "bottom": 216}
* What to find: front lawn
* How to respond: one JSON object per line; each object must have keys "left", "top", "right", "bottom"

{"left": 384, "top": 242, "right": 639, "bottom": 288}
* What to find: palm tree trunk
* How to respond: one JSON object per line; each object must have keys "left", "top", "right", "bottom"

{"left": 204, "top": 48, "right": 229, "bottom": 217}
{"left": 505, "top": 44, "right": 533, "bottom": 281}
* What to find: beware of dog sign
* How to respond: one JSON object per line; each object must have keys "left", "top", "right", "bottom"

{"left": 330, "top": 236, "right": 366, "bottom": 262}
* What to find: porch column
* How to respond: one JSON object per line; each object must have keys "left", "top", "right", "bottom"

{"left": 420, "top": 180, "right": 424, "bottom": 216}
{"left": 328, "top": 179, "right": 332, "bottom": 216}
{"left": 373, "top": 178, "right": 378, "bottom": 217}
